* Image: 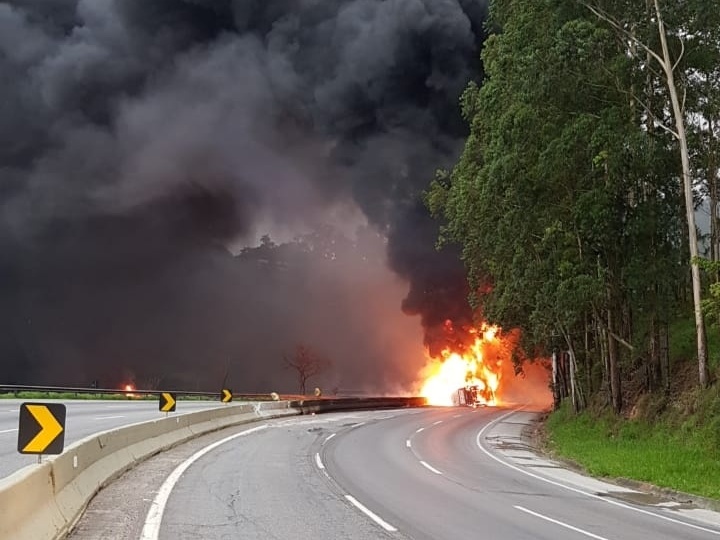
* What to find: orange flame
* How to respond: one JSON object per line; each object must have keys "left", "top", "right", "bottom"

{"left": 419, "top": 324, "right": 505, "bottom": 406}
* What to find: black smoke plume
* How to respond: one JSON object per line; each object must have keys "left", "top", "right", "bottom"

{"left": 0, "top": 0, "right": 487, "bottom": 391}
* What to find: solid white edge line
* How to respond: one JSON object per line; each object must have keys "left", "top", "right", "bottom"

{"left": 323, "top": 433, "right": 336, "bottom": 445}
{"left": 477, "top": 410, "right": 720, "bottom": 536}
{"left": 419, "top": 460, "right": 443, "bottom": 475}
{"left": 514, "top": 505, "right": 610, "bottom": 540}
{"left": 315, "top": 452, "right": 325, "bottom": 470}
{"left": 406, "top": 439, "right": 412, "bottom": 448}
{"left": 345, "top": 495, "right": 397, "bottom": 532}
{"left": 139, "top": 424, "right": 268, "bottom": 540}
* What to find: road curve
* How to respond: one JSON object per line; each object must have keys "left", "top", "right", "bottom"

{"left": 70, "top": 406, "right": 720, "bottom": 540}
{"left": 0, "top": 399, "right": 221, "bottom": 479}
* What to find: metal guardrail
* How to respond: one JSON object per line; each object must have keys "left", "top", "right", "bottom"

{"left": 0, "top": 384, "right": 272, "bottom": 400}
{"left": 0, "top": 385, "right": 429, "bottom": 408}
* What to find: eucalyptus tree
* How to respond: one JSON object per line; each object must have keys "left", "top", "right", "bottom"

{"left": 430, "top": 0, "right": 685, "bottom": 411}
{"left": 580, "top": 0, "right": 711, "bottom": 386}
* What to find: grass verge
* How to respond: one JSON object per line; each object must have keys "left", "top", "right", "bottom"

{"left": 545, "top": 399, "right": 720, "bottom": 500}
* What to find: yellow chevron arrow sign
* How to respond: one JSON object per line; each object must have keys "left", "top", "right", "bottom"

{"left": 221, "top": 389, "right": 233, "bottom": 403}
{"left": 159, "top": 392, "right": 177, "bottom": 412}
{"left": 18, "top": 403, "right": 66, "bottom": 455}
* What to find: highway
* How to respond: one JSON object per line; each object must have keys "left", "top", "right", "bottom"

{"left": 69, "top": 406, "right": 720, "bottom": 540}
{"left": 0, "top": 399, "right": 221, "bottom": 479}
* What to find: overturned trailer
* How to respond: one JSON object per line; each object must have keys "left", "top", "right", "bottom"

{"left": 454, "top": 384, "right": 494, "bottom": 407}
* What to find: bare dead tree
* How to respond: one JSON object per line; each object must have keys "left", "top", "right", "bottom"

{"left": 283, "top": 343, "right": 331, "bottom": 395}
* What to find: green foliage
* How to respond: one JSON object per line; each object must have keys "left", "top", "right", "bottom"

{"left": 547, "top": 400, "right": 720, "bottom": 499}
{"left": 670, "top": 306, "right": 720, "bottom": 368}
{"left": 433, "top": 0, "right": 684, "bottom": 377}
{"left": 0, "top": 392, "right": 152, "bottom": 400}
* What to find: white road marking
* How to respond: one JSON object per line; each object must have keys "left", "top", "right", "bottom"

{"left": 415, "top": 427, "right": 424, "bottom": 433}
{"left": 477, "top": 410, "right": 720, "bottom": 536}
{"left": 0, "top": 428, "right": 18, "bottom": 434}
{"left": 345, "top": 495, "right": 397, "bottom": 532}
{"left": 95, "top": 415, "right": 125, "bottom": 420}
{"left": 433, "top": 420, "right": 443, "bottom": 425}
{"left": 315, "top": 452, "right": 325, "bottom": 470}
{"left": 453, "top": 414, "right": 462, "bottom": 418}
{"left": 323, "top": 433, "right": 336, "bottom": 445}
{"left": 514, "top": 505, "right": 610, "bottom": 540}
{"left": 352, "top": 422, "right": 366, "bottom": 428}
{"left": 419, "top": 460, "right": 442, "bottom": 475}
{"left": 140, "top": 424, "right": 268, "bottom": 540}
{"left": 406, "top": 439, "right": 412, "bottom": 448}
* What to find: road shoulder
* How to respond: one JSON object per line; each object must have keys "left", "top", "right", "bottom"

{"left": 482, "top": 409, "right": 720, "bottom": 529}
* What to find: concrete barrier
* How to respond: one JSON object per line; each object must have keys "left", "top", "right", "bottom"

{"left": 0, "top": 401, "right": 298, "bottom": 540}
{"left": 0, "top": 397, "right": 424, "bottom": 540}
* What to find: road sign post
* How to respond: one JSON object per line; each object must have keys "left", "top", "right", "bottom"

{"left": 159, "top": 392, "right": 177, "bottom": 413}
{"left": 17, "top": 402, "right": 66, "bottom": 459}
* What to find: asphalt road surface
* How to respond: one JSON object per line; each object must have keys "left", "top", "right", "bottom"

{"left": 69, "top": 406, "right": 720, "bottom": 540}
{"left": 0, "top": 399, "right": 221, "bottom": 479}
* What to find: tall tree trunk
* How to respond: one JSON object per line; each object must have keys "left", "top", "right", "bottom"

{"left": 653, "top": 0, "right": 709, "bottom": 387}
{"left": 608, "top": 305, "right": 622, "bottom": 413}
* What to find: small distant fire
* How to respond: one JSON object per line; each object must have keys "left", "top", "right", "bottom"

{"left": 123, "top": 383, "right": 136, "bottom": 397}
{"left": 419, "top": 322, "right": 506, "bottom": 406}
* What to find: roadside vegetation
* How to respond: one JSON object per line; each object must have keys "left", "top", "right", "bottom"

{"left": 0, "top": 392, "right": 220, "bottom": 401}
{"left": 0, "top": 392, "right": 147, "bottom": 400}
{"left": 430, "top": 1, "right": 720, "bottom": 498}
{"left": 546, "top": 383, "right": 720, "bottom": 499}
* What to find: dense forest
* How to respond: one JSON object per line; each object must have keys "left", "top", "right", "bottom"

{"left": 429, "top": 0, "right": 720, "bottom": 413}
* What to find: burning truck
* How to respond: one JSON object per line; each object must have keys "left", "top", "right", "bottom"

{"left": 454, "top": 384, "right": 495, "bottom": 408}
{"left": 419, "top": 323, "right": 506, "bottom": 407}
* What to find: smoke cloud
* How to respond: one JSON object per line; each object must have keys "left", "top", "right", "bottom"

{"left": 1, "top": 0, "right": 489, "bottom": 392}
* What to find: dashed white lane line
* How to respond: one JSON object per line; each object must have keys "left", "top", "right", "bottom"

{"left": 477, "top": 410, "right": 720, "bottom": 536}
{"left": 415, "top": 427, "right": 424, "bottom": 433}
{"left": 95, "top": 415, "right": 126, "bottom": 420}
{"left": 419, "top": 461, "right": 443, "bottom": 475}
{"left": 432, "top": 420, "right": 443, "bottom": 425}
{"left": 453, "top": 414, "right": 462, "bottom": 418}
{"left": 352, "top": 422, "right": 366, "bottom": 428}
{"left": 0, "top": 428, "right": 18, "bottom": 434}
{"left": 406, "top": 439, "right": 412, "bottom": 448}
{"left": 345, "top": 495, "right": 398, "bottom": 532}
{"left": 514, "top": 506, "right": 611, "bottom": 540}
{"left": 323, "top": 433, "right": 336, "bottom": 445}
{"left": 315, "top": 452, "right": 325, "bottom": 470}
{"left": 140, "top": 424, "right": 268, "bottom": 540}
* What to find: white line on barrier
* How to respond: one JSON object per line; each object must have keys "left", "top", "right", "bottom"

{"left": 345, "top": 495, "right": 397, "bottom": 532}
{"left": 0, "top": 428, "right": 18, "bottom": 434}
{"left": 315, "top": 452, "right": 325, "bottom": 470}
{"left": 515, "top": 506, "right": 610, "bottom": 540}
{"left": 95, "top": 415, "right": 125, "bottom": 420}
{"left": 140, "top": 424, "right": 268, "bottom": 540}
{"left": 419, "top": 461, "right": 442, "bottom": 475}
{"left": 476, "top": 410, "right": 720, "bottom": 536}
